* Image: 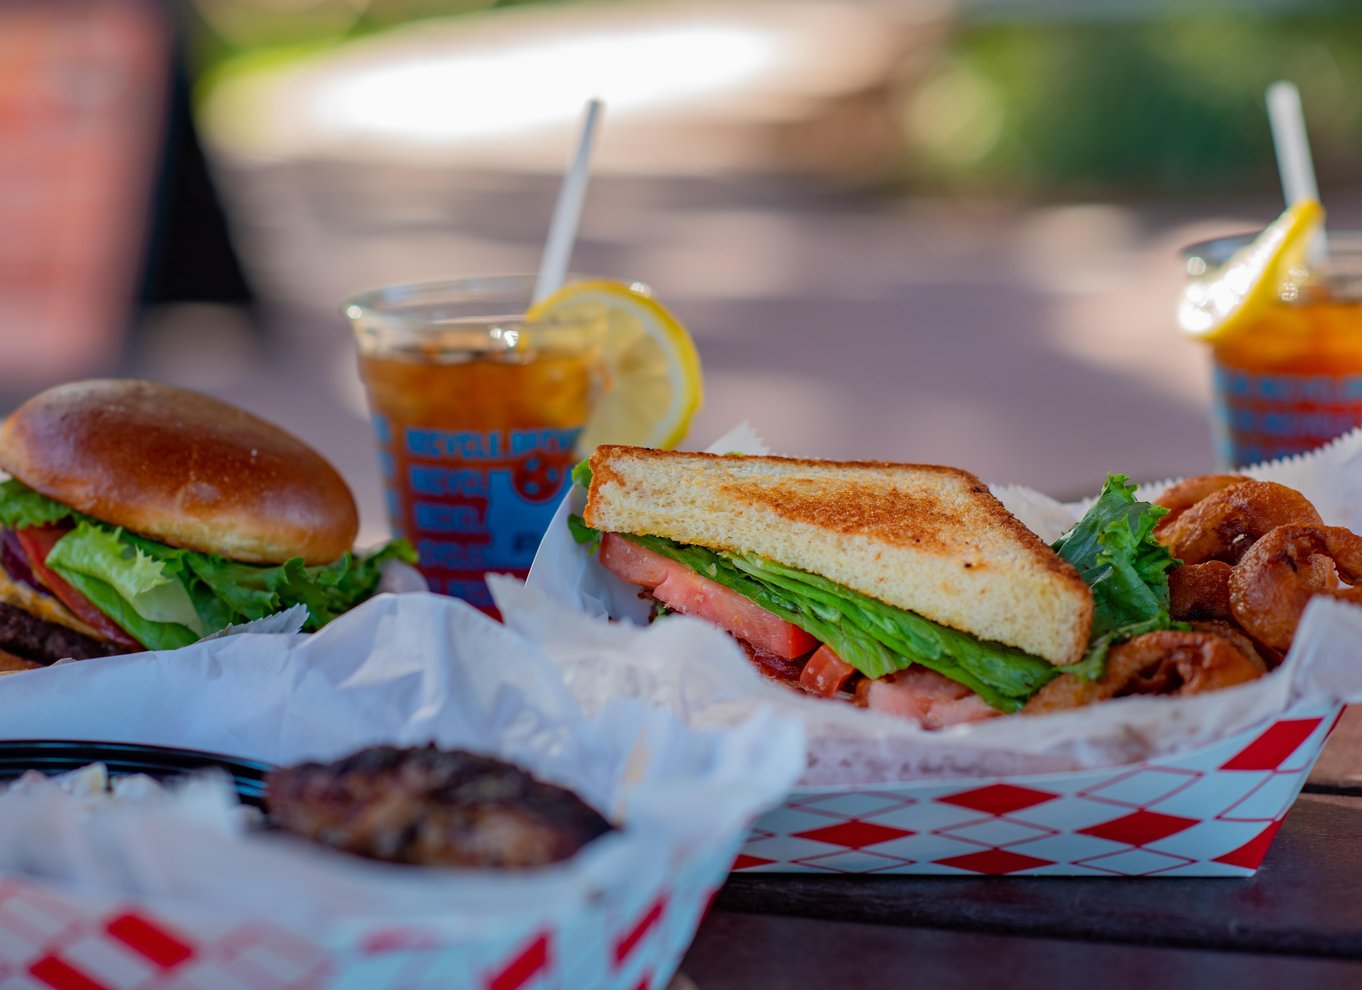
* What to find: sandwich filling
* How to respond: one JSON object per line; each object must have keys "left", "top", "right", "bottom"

{"left": 0, "top": 479, "right": 416, "bottom": 658}
{"left": 573, "top": 465, "right": 1177, "bottom": 716}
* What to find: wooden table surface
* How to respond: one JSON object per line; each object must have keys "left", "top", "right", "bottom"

{"left": 677, "top": 708, "right": 1362, "bottom": 988}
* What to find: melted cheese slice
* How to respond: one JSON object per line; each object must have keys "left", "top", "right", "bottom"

{"left": 0, "top": 647, "right": 40, "bottom": 673}
{"left": 0, "top": 564, "right": 104, "bottom": 641}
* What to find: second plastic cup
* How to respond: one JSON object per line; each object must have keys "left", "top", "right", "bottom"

{"left": 344, "top": 276, "right": 604, "bottom": 612}
{"left": 1182, "top": 232, "right": 1362, "bottom": 467}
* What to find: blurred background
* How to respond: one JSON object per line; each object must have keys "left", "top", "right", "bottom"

{"left": 4, "top": 0, "right": 1361, "bottom": 543}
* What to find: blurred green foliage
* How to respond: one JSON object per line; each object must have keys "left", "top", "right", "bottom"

{"left": 902, "top": 5, "right": 1362, "bottom": 195}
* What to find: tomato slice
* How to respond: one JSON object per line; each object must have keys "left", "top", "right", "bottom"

{"left": 798, "top": 645, "right": 858, "bottom": 697}
{"left": 598, "top": 532, "right": 671, "bottom": 587}
{"left": 599, "top": 533, "right": 818, "bottom": 659}
{"left": 15, "top": 526, "right": 143, "bottom": 650}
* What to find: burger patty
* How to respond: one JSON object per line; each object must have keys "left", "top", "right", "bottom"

{"left": 0, "top": 602, "right": 120, "bottom": 664}
{"left": 266, "top": 744, "right": 614, "bottom": 868}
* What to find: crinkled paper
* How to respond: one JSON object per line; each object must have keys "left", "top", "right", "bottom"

{"left": 0, "top": 593, "right": 804, "bottom": 942}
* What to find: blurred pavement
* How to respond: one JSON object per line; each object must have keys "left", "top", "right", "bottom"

{"left": 119, "top": 174, "right": 1362, "bottom": 546}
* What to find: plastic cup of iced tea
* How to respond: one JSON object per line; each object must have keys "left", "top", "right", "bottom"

{"left": 344, "top": 276, "right": 604, "bottom": 612}
{"left": 1182, "top": 232, "right": 1362, "bottom": 468}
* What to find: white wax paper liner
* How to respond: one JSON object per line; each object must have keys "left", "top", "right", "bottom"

{"left": 0, "top": 593, "right": 804, "bottom": 942}
{"left": 517, "top": 424, "right": 1362, "bottom": 784}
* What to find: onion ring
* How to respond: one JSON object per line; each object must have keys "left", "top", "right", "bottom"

{"left": 1023, "top": 631, "right": 1262, "bottom": 714}
{"left": 1157, "top": 481, "right": 1322, "bottom": 565}
{"left": 1154, "top": 474, "right": 1250, "bottom": 536}
{"left": 1229, "top": 524, "right": 1362, "bottom": 651}
{"left": 1168, "top": 560, "right": 1233, "bottom": 621}
{"left": 1186, "top": 620, "right": 1273, "bottom": 673}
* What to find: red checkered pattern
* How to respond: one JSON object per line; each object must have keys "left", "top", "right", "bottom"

{"left": 485, "top": 932, "right": 550, "bottom": 990}
{"left": 736, "top": 703, "right": 1341, "bottom": 877}
{"left": 0, "top": 884, "right": 331, "bottom": 990}
{"left": 0, "top": 836, "right": 743, "bottom": 989}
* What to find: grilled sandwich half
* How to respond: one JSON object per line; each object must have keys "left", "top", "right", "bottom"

{"left": 580, "top": 446, "right": 1096, "bottom": 717}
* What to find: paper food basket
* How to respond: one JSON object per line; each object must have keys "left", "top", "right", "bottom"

{"left": 727, "top": 697, "right": 1342, "bottom": 876}
{"left": 0, "top": 593, "right": 804, "bottom": 988}
{"left": 515, "top": 425, "right": 1362, "bottom": 878}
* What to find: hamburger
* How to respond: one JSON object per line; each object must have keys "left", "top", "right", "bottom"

{"left": 0, "top": 379, "right": 414, "bottom": 669}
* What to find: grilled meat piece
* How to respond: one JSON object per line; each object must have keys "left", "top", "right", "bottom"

{"left": 0, "top": 602, "right": 120, "bottom": 664}
{"left": 266, "top": 745, "right": 613, "bottom": 868}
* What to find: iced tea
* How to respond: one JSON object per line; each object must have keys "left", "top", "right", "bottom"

{"left": 345, "top": 277, "right": 602, "bottom": 611}
{"left": 1184, "top": 233, "right": 1362, "bottom": 467}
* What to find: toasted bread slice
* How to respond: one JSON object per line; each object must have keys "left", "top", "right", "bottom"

{"left": 584, "top": 447, "right": 1093, "bottom": 666}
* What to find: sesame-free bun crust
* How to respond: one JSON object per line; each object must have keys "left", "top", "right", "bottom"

{"left": 0, "top": 380, "right": 358, "bottom": 564}
{"left": 584, "top": 446, "right": 1094, "bottom": 666}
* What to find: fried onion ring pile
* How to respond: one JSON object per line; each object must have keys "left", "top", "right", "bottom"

{"left": 1031, "top": 474, "right": 1356, "bottom": 713}
{"left": 1155, "top": 476, "right": 1359, "bottom": 667}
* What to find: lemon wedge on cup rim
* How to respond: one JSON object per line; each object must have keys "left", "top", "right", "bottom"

{"left": 1177, "top": 198, "right": 1324, "bottom": 344}
{"left": 527, "top": 279, "right": 703, "bottom": 453}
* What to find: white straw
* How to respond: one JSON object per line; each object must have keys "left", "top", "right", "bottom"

{"left": 532, "top": 98, "right": 604, "bottom": 305}
{"left": 1266, "top": 80, "right": 1327, "bottom": 263}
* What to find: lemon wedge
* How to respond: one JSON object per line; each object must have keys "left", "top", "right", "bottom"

{"left": 1177, "top": 199, "right": 1324, "bottom": 344}
{"left": 527, "top": 280, "right": 703, "bottom": 452}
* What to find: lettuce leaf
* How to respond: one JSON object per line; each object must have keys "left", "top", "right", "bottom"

{"left": 623, "top": 532, "right": 1057, "bottom": 712}
{"left": 46, "top": 523, "right": 206, "bottom": 634}
{"left": 0, "top": 479, "right": 416, "bottom": 648}
{"left": 571, "top": 459, "right": 593, "bottom": 489}
{"left": 179, "top": 542, "right": 417, "bottom": 631}
{"left": 567, "top": 514, "right": 601, "bottom": 551}
{"left": 1051, "top": 474, "right": 1178, "bottom": 678}
{"left": 568, "top": 460, "right": 601, "bottom": 550}
{"left": 0, "top": 479, "right": 81, "bottom": 529}
{"left": 55, "top": 569, "right": 201, "bottom": 651}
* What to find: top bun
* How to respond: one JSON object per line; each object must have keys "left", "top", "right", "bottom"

{"left": 0, "top": 380, "right": 359, "bottom": 565}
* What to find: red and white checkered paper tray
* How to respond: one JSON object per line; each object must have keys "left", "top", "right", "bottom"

{"left": 512, "top": 424, "right": 1362, "bottom": 877}
{"left": 0, "top": 593, "right": 803, "bottom": 988}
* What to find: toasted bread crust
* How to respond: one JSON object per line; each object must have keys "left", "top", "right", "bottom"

{"left": 0, "top": 380, "right": 359, "bottom": 564}
{"left": 585, "top": 446, "right": 1093, "bottom": 665}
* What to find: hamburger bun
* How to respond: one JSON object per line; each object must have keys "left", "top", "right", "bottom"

{"left": 0, "top": 379, "right": 359, "bottom": 564}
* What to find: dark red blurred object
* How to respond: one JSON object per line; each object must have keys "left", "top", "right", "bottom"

{"left": 0, "top": 0, "right": 170, "bottom": 387}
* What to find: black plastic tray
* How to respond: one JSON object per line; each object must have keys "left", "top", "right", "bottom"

{"left": 0, "top": 739, "right": 272, "bottom": 806}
